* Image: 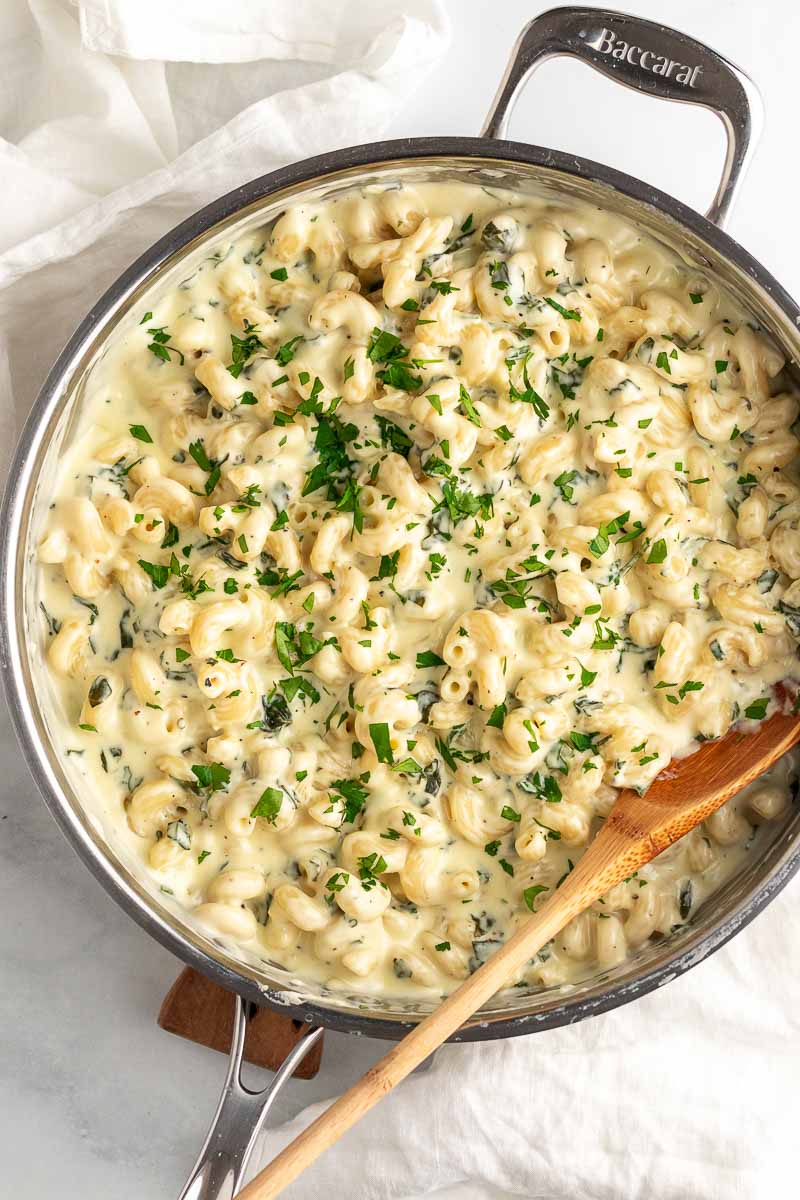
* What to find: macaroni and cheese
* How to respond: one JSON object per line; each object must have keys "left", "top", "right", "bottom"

{"left": 37, "top": 180, "right": 800, "bottom": 998}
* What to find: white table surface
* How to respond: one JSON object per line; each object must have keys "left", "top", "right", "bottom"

{"left": 3, "top": 2, "right": 800, "bottom": 1197}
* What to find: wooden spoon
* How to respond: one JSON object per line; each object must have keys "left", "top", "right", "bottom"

{"left": 238, "top": 704, "right": 800, "bottom": 1200}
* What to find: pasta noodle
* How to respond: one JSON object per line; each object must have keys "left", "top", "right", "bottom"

{"left": 36, "top": 179, "right": 800, "bottom": 999}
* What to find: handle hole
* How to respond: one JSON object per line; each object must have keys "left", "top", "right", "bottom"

{"left": 239, "top": 1056, "right": 273, "bottom": 1090}
{"left": 509, "top": 59, "right": 725, "bottom": 215}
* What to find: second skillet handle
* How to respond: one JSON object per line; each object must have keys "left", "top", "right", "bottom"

{"left": 178, "top": 997, "right": 323, "bottom": 1200}
{"left": 481, "top": 5, "right": 763, "bottom": 228}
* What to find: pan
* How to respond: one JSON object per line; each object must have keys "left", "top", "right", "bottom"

{"left": 3, "top": 9, "right": 800, "bottom": 1197}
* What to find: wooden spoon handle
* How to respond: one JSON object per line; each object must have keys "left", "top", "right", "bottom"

{"left": 237, "top": 814, "right": 638, "bottom": 1200}
{"left": 237, "top": 707, "right": 800, "bottom": 1197}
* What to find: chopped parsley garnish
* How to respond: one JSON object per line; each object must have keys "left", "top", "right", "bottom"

{"left": 588, "top": 510, "right": 630, "bottom": 558}
{"left": 508, "top": 355, "right": 549, "bottom": 421}
{"left": 146, "top": 325, "right": 184, "bottom": 365}
{"left": 459, "top": 384, "right": 482, "bottom": 426}
{"left": 380, "top": 361, "right": 423, "bottom": 391}
{"left": 369, "top": 722, "right": 394, "bottom": 764}
{"left": 487, "top": 703, "right": 506, "bottom": 729}
{"left": 357, "top": 851, "right": 387, "bottom": 890}
{"left": 138, "top": 558, "right": 170, "bottom": 589}
{"left": 228, "top": 321, "right": 264, "bottom": 377}
{"left": 522, "top": 885, "right": 549, "bottom": 912}
{"left": 330, "top": 778, "right": 370, "bottom": 824}
{"left": 435, "top": 478, "right": 493, "bottom": 525}
{"left": 250, "top": 787, "right": 284, "bottom": 822}
{"left": 520, "top": 771, "right": 562, "bottom": 804}
{"left": 544, "top": 296, "right": 581, "bottom": 321}
{"left": 554, "top": 470, "right": 578, "bottom": 503}
{"left": 367, "top": 328, "right": 406, "bottom": 363}
{"left": 274, "top": 621, "right": 324, "bottom": 675}
{"left": 302, "top": 413, "right": 363, "bottom": 531}
{"left": 275, "top": 335, "right": 304, "bottom": 366}
{"left": 647, "top": 538, "right": 668, "bottom": 565}
{"left": 416, "top": 651, "right": 446, "bottom": 669}
{"left": 161, "top": 521, "right": 179, "bottom": 549}
{"left": 391, "top": 758, "right": 423, "bottom": 777}
{"left": 375, "top": 415, "right": 413, "bottom": 457}
{"left": 188, "top": 439, "right": 222, "bottom": 495}
{"left": 367, "top": 326, "right": 422, "bottom": 392}
{"left": 191, "top": 762, "right": 231, "bottom": 792}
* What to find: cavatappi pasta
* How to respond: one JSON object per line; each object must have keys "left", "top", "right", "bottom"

{"left": 37, "top": 180, "right": 800, "bottom": 998}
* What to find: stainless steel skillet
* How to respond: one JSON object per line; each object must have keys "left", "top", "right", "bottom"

{"left": 2, "top": 9, "right": 799, "bottom": 1197}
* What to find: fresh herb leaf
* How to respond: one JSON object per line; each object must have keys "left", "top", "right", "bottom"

{"left": 375, "top": 415, "right": 413, "bottom": 457}
{"left": 647, "top": 539, "right": 668, "bottom": 565}
{"left": 330, "top": 778, "right": 369, "bottom": 824}
{"left": 251, "top": 786, "right": 284, "bottom": 822}
{"left": 138, "top": 558, "right": 170, "bottom": 589}
{"left": 523, "top": 885, "right": 549, "bottom": 911}
{"left": 544, "top": 296, "right": 581, "bottom": 321}
{"left": 191, "top": 762, "right": 231, "bottom": 792}
{"left": 275, "top": 335, "right": 304, "bottom": 367}
{"left": 369, "top": 722, "right": 394, "bottom": 764}
{"left": 416, "top": 650, "right": 446, "bottom": 669}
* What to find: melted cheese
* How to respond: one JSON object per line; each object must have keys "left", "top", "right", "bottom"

{"left": 36, "top": 180, "right": 800, "bottom": 1000}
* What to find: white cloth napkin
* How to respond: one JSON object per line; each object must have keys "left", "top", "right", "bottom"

{"left": 0, "top": 0, "right": 448, "bottom": 475}
{"left": 3, "top": 4, "right": 799, "bottom": 1199}
{"left": 255, "top": 884, "right": 800, "bottom": 1199}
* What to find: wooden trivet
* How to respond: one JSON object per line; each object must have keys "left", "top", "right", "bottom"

{"left": 158, "top": 967, "right": 324, "bottom": 1078}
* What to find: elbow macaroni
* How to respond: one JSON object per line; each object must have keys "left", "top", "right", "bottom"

{"left": 36, "top": 179, "right": 800, "bottom": 1000}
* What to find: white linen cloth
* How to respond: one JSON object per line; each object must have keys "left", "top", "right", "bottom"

{"left": 0, "top": 0, "right": 449, "bottom": 472}
{"left": 257, "top": 895, "right": 800, "bottom": 1199}
{"left": 2, "top": 4, "right": 799, "bottom": 1199}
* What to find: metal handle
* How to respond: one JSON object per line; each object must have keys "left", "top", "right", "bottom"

{"left": 178, "top": 997, "right": 323, "bottom": 1200}
{"left": 481, "top": 6, "right": 763, "bottom": 228}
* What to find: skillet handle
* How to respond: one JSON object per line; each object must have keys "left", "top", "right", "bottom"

{"left": 481, "top": 6, "right": 762, "bottom": 228}
{"left": 177, "top": 996, "right": 323, "bottom": 1200}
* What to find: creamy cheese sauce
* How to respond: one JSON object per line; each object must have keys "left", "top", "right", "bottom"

{"left": 37, "top": 180, "right": 800, "bottom": 999}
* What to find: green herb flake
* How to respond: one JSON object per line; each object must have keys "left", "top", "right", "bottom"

{"left": 523, "top": 884, "right": 549, "bottom": 911}
{"left": 545, "top": 296, "right": 581, "bottom": 321}
{"left": 416, "top": 650, "right": 446, "bottom": 669}
{"left": 250, "top": 786, "right": 284, "bottom": 822}
{"left": 647, "top": 539, "right": 668, "bottom": 565}
{"left": 369, "top": 722, "right": 394, "bottom": 764}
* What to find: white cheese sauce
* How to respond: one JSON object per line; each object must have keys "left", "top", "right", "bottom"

{"left": 36, "top": 180, "right": 800, "bottom": 999}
